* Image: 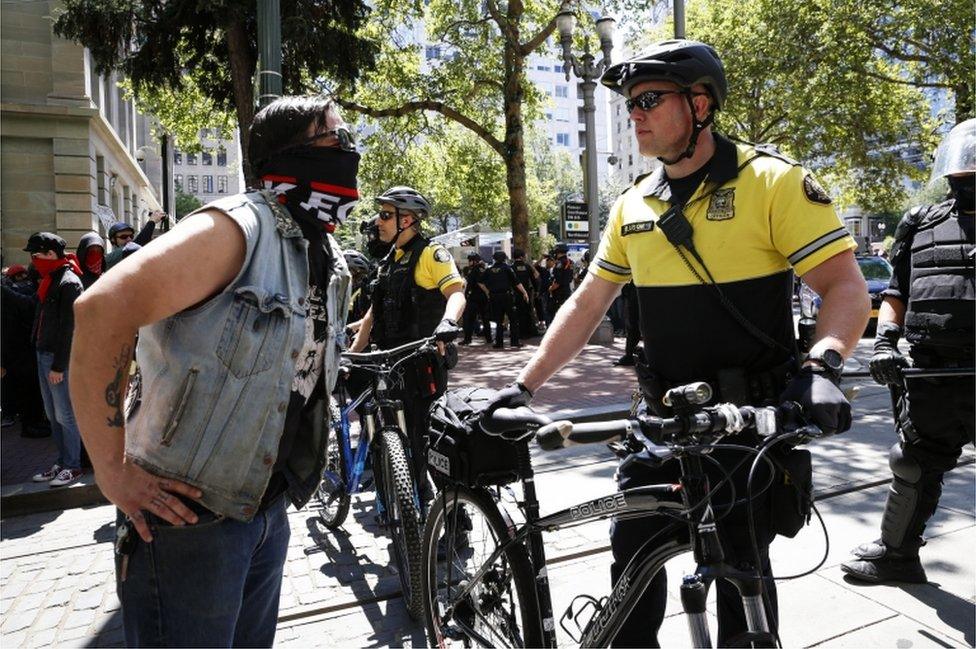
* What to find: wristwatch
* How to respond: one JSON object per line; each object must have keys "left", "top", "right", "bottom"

{"left": 804, "top": 348, "right": 844, "bottom": 383}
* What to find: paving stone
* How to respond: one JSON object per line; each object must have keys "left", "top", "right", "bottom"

{"left": 31, "top": 606, "right": 64, "bottom": 631}
{"left": 63, "top": 607, "right": 96, "bottom": 630}
{"left": 3, "top": 610, "right": 37, "bottom": 633}
{"left": 12, "top": 591, "right": 47, "bottom": 613}
{"left": 44, "top": 588, "right": 72, "bottom": 608}
{"left": 73, "top": 590, "right": 103, "bottom": 610}
{"left": 27, "top": 626, "right": 58, "bottom": 647}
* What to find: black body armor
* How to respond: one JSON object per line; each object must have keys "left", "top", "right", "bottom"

{"left": 904, "top": 201, "right": 975, "bottom": 355}
{"left": 372, "top": 236, "right": 447, "bottom": 347}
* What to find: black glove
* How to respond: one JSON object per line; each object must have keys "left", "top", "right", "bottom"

{"left": 433, "top": 318, "right": 460, "bottom": 343}
{"left": 869, "top": 322, "right": 911, "bottom": 386}
{"left": 780, "top": 366, "right": 851, "bottom": 436}
{"left": 484, "top": 382, "right": 533, "bottom": 416}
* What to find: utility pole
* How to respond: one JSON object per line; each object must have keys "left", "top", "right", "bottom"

{"left": 257, "top": 0, "right": 283, "bottom": 107}
{"left": 674, "top": 0, "right": 685, "bottom": 38}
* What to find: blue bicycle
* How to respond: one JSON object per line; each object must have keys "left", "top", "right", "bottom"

{"left": 315, "top": 336, "right": 438, "bottom": 619}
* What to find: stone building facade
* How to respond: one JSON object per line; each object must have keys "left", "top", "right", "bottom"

{"left": 1, "top": 0, "right": 164, "bottom": 265}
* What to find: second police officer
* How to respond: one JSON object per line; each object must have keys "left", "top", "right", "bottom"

{"left": 480, "top": 250, "right": 530, "bottom": 349}
{"left": 548, "top": 243, "right": 574, "bottom": 316}
{"left": 512, "top": 248, "right": 540, "bottom": 338}
{"left": 351, "top": 186, "right": 465, "bottom": 491}
{"left": 460, "top": 252, "right": 492, "bottom": 345}
{"left": 842, "top": 118, "right": 975, "bottom": 584}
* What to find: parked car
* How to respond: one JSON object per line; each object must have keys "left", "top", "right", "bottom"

{"left": 797, "top": 255, "right": 893, "bottom": 349}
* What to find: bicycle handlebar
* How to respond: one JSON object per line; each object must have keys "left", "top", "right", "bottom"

{"left": 341, "top": 336, "right": 437, "bottom": 365}
{"left": 843, "top": 367, "right": 974, "bottom": 380}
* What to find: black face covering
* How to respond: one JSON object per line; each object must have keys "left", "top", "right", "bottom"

{"left": 261, "top": 146, "right": 361, "bottom": 232}
{"left": 261, "top": 146, "right": 360, "bottom": 289}
{"left": 947, "top": 175, "right": 975, "bottom": 213}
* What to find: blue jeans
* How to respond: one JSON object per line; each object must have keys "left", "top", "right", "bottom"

{"left": 117, "top": 496, "right": 291, "bottom": 647}
{"left": 36, "top": 351, "right": 81, "bottom": 470}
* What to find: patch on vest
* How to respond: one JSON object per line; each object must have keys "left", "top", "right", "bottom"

{"left": 621, "top": 220, "right": 655, "bottom": 236}
{"left": 433, "top": 247, "right": 452, "bottom": 263}
{"left": 706, "top": 188, "right": 736, "bottom": 221}
{"left": 803, "top": 174, "right": 832, "bottom": 205}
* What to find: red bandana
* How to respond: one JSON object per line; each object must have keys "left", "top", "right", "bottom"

{"left": 34, "top": 254, "right": 82, "bottom": 301}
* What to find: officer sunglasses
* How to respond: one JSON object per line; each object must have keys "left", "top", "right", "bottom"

{"left": 377, "top": 208, "right": 398, "bottom": 221}
{"left": 625, "top": 89, "right": 708, "bottom": 113}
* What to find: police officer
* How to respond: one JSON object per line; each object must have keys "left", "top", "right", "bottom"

{"left": 344, "top": 249, "right": 372, "bottom": 324}
{"left": 511, "top": 248, "right": 540, "bottom": 338}
{"left": 480, "top": 250, "right": 529, "bottom": 349}
{"left": 549, "top": 243, "right": 574, "bottom": 315}
{"left": 485, "top": 40, "right": 869, "bottom": 647}
{"left": 460, "top": 252, "right": 492, "bottom": 345}
{"left": 842, "top": 119, "right": 975, "bottom": 584}
{"left": 534, "top": 255, "right": 553, "bottom": 328}
{"left": 351, "top": 186, "right": 465, "bottom": 489}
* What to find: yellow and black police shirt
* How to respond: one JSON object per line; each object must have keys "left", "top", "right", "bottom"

{"left": 592, "top": 134, "right": 856, "bottom": 381}
{"left": 394, "top": 243, "right": 464, "bottom": 294}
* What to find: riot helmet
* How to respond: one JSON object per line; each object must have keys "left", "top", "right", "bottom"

{"left": 931, "top": 119, "right": 975, "bottom": 181}
{"left": 466, "top": 252, "right": 482, "bottom": 262}
{"left": 344, "top": 250, "right": 370, "bottom": 276}
{"left": 492, "top": 250, "right": 508, "bottom": 263}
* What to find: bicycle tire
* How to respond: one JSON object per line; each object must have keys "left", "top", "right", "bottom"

{"left": 316, "top": 399, "right": 351, "bottom": 529}
{"left": 379, "top": 427, "right": 425, "bottom": 621}
{"left": 422, "top": 485, "right": 542, "bottom": 648}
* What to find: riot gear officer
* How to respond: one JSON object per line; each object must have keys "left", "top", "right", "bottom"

{"left": 549, "top": 243, "right": 574, "bottom": 315}
{"left": 842, "top": 119, "right": 975, "bottom": 584}
{"left": 511, "top": 248, "right": 540, "bottom": 338}
{"left": 480, "top": 250, "right": 529, "bottom": 348}
{"left": 460, "top": 252, "right": 492, "bottom": 345}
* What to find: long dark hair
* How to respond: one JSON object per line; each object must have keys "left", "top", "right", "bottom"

{"left": 248, "top": 96, "right": 341, "bottom": 177}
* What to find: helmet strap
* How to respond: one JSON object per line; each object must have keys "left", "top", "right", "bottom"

{"left": 658, "top": 90, "right": 715, "bottom": 166}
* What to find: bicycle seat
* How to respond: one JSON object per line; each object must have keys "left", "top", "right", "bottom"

{"left": 480, "top": 407, "right": 551, "bottom": 441}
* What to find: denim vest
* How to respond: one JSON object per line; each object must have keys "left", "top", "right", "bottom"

{"left": 126, "top": 191, "right": 350, "bottom": 521}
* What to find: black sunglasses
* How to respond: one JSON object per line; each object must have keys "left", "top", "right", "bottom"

{"left": 625, "top": 89, "right": 681, "bottom": 113}
{"left": 377, "top": 208, "right": 398, "bottom": 221}
{"left": 300, "top": 127, "right": 357, "bottom": 152}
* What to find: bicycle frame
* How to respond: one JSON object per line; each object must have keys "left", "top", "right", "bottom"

{"left": 444, "top": 453, "right": 773, "bottom": 648}
{"left": 328, "top": 385, "right": 374, "bottom": 496}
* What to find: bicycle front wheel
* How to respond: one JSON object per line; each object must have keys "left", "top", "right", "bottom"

{"left": 378, "top": 428, "right": 425, "bottom": 620}
{"left": 316, "top": 399, "right": 350, "bottom": 529}
{"left": 422, "top": 485, "right": 542, "bottom": 648}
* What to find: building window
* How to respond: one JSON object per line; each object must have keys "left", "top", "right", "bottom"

{"left": 425, "top": 45, "right": 441, "bottom": 60}
{"left": 203, "top": 175, "right": 214, "bottom": 193}
{"left": 846, "top": 218, "right": 862, "bottom": 237}
{"left": 628, "top": 172, "right": 634, "bottom": 182}
{"left": 174, "top": 174, "right": 183, "bottom": 189}
{"left": 218, "top": 176, "right": 228, "bottom": 194}
{"left": 628, "top": 154, "right": 633, "bottom": 166}
{"left": 556, "top": 133, "right": 570, "bottom": 147}
{"left": 187, "top": 175, "right": 198, "bottom": 193}
{"left": 187, "top": 152, "right": 197, "bottom": 166}
{"left": 537, "top": 64, "right": 550, "bottom": 71}
{"left": 217, "top": 148, "right": 227, "bottom": 166}
{"left": 555, "top": 85, "right": 568, "bottom": 98}
{"left": 202, "top": 151, "right": 213, "bottom": 166}
{"left": 174, "top": 150, "right": 183, "bottom": 165}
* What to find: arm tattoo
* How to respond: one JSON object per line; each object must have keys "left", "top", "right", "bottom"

{"left": 105, "top": 343, "right": 132, "bottom": 428}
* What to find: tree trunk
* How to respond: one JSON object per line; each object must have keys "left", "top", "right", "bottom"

{"left": 226, "top": 16, "right": 257, "bottom": 186}
{"left": 502, "top": 17, "right": 529, "bottom": 254}
{"left": 954, "top": 81, "right": 973, "bottom": 124}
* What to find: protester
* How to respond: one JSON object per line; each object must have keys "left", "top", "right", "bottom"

{"left": 76, "top": 232, "right": 106, "bottom": 288}
{"left": 104, "top": 210, "right": 165, "bottom": 270}
{"left": 70, "top": 96, "right": 354, "bottom": 647}
{"left": 1, "top": 264, "right": 49, "bottom": 436}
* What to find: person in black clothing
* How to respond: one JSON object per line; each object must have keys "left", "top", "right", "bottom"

{"left": 613, "top": 281, "right": 641, "bottom": 366}
{"left": 460, "top": 252, "right": 492, "bottom": 345}
{"left": 5, "top": 233, "right": 86, "bottom": 487}
{"left": 76, "top": 232, "right": 106, "bottom": 289}
{"left": 480, "top": 250, "right": 529, "bottom": 349}
{"left": 534, "top": 255, "right": 552, "bottom": 328}
{"left": 1, "top": 264, "right": 49, "bottom": 437}
{"left": 549, "top": 244, "right": 574, "bottom": 315}
{"left": 842, "top": 118, "right": 975, "bottom": 585}
{"left": 511, "top": 248, "right": 540, "bottom": 338}
{"left": 105, "top": 210, "right": 165, "bottom": 270}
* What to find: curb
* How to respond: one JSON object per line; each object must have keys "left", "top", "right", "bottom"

{"left": 0, "top": 474, "right": 107, "bottom": 518}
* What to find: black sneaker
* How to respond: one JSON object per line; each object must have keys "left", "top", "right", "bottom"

{"left": 841, "top": 540, "right": 927, "bottom": 584}
{"left": 613, "top": 355, "right": 636, "bottom": 366}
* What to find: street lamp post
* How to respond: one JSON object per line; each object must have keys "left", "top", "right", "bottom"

{"left": 556, "top": 2, "right": 615, "bottom": 255}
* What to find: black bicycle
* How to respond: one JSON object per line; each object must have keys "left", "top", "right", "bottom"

{"left": 421, "top": 382, "right": 828, "bottom": 648}
{"left": 317, "top": 336, "right": 439, "bottom": 620}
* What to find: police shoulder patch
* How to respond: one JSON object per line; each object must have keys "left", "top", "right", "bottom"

{"left": 621, "top": 220, "right": 655, "bottom": 236}
{"left": 432, "top": 246, "right": 452, "bottom": 263}
{"left": 802, "top": 174, "right": 832, "bottom": 205}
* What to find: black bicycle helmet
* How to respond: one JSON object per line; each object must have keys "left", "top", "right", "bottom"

{"left": 343, "top": 250, "right": 370, "bottom": 275}
{"left": 601, "top": 39, "right": 727, "bottom": 109}
{"left": 601, "top": 40, "right": 727, "bottom": 165}
{"left": 374, "top": 186, "right": 431, "bottom": 219}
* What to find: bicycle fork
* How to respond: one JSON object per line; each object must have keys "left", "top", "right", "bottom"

{"left": 517, "top": 444, "right": 558, "bottom": 648}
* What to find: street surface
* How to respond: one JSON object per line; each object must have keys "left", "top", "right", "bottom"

{"left": 1, "top": 336, "right": 973, "bottom": 648}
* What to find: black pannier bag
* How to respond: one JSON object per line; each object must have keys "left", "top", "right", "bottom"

{"left": 427, "top": 387, "right": 528, "bottom": 487}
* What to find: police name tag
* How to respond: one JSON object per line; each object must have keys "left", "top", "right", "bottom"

{"left": 428, "top": 448, "right": 451, "bottom": 476}
{"left": 621, "top": 220, "right": 655, "bottom": 236}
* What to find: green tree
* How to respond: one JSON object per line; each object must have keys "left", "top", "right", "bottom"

{"left": 174, "top": 188, "right": 203, "bottom": 219}
{"left": 54, "top": 0, "right": 378, "bottom": 181}
{"left": 334, "top": 0, "right": 584, "bottom": 252}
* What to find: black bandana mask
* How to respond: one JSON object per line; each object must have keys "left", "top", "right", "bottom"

{"left": 260, "top": 146, "right": 361, "bottom": 233}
